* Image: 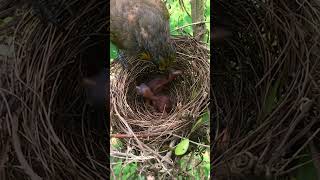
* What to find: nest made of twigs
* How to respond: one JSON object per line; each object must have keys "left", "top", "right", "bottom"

{"left": 213, "top": 0, "right": 320, "bottom": 179}
{"left": 0, "top": 1, "right": 108, "bottom": 179}
{"left": 110, "top": 36, "right": 209, "bottom": 147}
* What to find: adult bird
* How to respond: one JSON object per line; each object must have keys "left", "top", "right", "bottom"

{"left": 110, "top": 0, "right": 176, "bottom": 71}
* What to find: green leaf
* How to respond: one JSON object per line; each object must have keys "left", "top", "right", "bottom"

{"left": 110, "top": 42, "right": 118, "bottom": 60}
{"left": 111, "top": 137, "right": 123, "bottom": 150}
{"left": 113, "top": 160, "right": 123, "bottom": 176}
{"left": 190, "top": 111, "right": 209, "bottom": 134}
{"left": 123, "top": 162, "right": 138, "bottom": 179}
{"left": 202, "top": 149, "right": 210, "bottom": 162}
{"left": 184, "top": 15, "right": 192, "bottom": 24}
{"left": 175, "top": 138, "right": 190, "bottom": 155}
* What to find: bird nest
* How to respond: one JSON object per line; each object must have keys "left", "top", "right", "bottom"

{"left": 110, "top": 36, "right": 209, "bottom": 161}
{"left": 213, "top": 0, "right": 320, "bottom": 179}
{"left": 0, "top": 1, "right": 108, "bottom": 179}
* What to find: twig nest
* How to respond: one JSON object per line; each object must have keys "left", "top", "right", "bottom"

{"left": 110, "top": 36, "right": 209, "bottom": 144}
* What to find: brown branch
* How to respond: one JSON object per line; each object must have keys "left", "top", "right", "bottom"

{"left": 190, "top": 0, "right": 206, "bottom": 41}
{"left": 111, "top": 132, "right": 166, "bottom": 139}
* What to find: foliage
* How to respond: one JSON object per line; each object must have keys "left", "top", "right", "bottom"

{"left": 111, "top": 160, "right": 143, "bottom": 180}
{"left": 166, "top": 0, "right": 210, "bottom": 44}
{"left": 190, "top": 110, "right": 209, "bottom": 135}
{"left": 110, "top": 42, "right": 117, "bottom": 60}
{"left": 175, "top": 138, "right": 190, "bottom": 156}
{"left": 178, "top": 148, "right": 210, "bottom": 179}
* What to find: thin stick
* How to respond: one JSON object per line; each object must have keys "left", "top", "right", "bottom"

{"left": 171, "top": 21, "right": 210, "bottom": 32}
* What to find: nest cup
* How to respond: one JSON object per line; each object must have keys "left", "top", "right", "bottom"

{"left": 111, "top": 36, "right": 210, "bottom": 144}
{"left": 0, "top": 1, "right": 108, "bottom": 179}
{"left": 212, "top": 0, "right": 320, "bottom": 178}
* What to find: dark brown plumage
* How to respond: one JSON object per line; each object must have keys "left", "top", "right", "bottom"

{"left": 110, "top": 0, "right": 176, "bottom": 70}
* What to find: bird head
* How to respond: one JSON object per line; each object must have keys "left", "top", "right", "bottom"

{"left": 156, "top": 43, "right": 176, "bottom": 71}
{"left": 136, "top": 83, "right": 154, "bottom": 98}
{"left": 158, "top": 55, "right": 175, "bottom": 71}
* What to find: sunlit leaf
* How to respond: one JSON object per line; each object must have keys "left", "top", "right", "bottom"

{"left": 175, "top": 138, "right": 190, "bottom": 155}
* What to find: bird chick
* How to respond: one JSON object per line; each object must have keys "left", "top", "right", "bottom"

{"left": 152, "top": 95, "right": 172, "bottom": 113}
{"left": 146, "top": 69, "right": 182, "bottom": 94}
{"left": 136, "top": 83, "right": 172, "bottom": 113}
{"left": 136, "top": 83, "right": 155, "bottom": 99}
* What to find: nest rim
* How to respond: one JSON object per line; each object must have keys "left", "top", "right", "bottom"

{"left": 110, "top": 35, "right": 210, "bottom": 146}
